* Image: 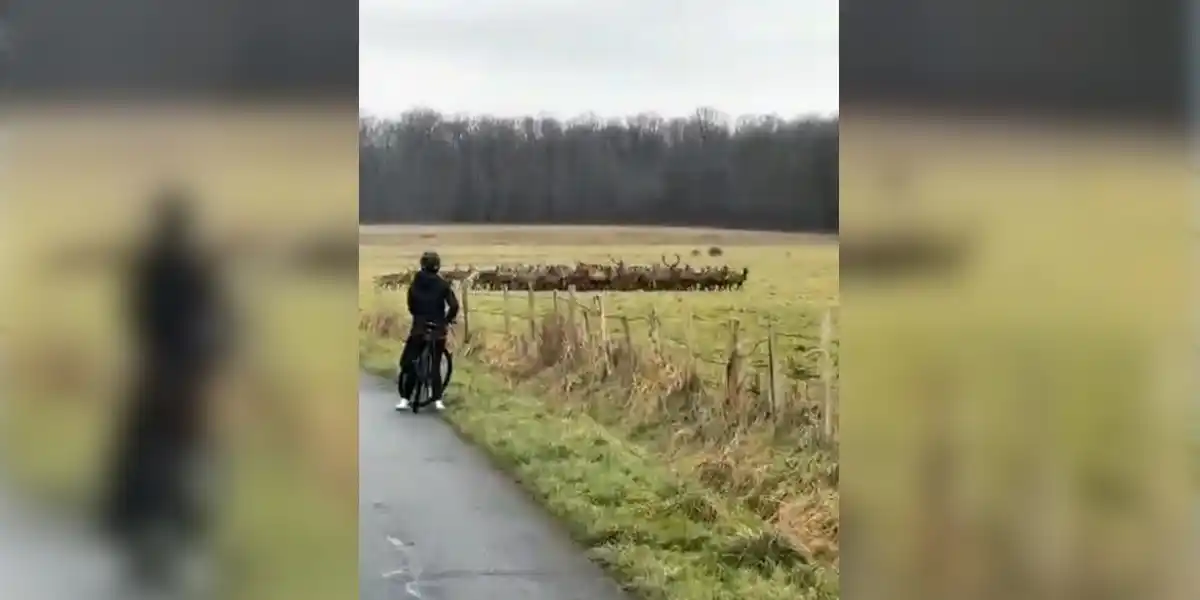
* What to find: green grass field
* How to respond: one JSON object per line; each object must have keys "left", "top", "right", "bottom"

{"left": 359, "top": 224, "right": 841, "bottom": 600}
{"left": 362, "top": 225, "right": 839, "bottom": 380}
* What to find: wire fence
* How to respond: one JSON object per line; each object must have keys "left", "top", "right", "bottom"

{"left": 444, "top": 281, "right": 840, "bottom": 441}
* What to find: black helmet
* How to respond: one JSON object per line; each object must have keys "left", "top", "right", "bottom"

{"left": 419, "top": 251, "right": 441, "bottom": 272}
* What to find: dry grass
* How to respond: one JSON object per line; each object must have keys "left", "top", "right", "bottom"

{"left": 359, "top": 224, "right": 841, "bottom": 581}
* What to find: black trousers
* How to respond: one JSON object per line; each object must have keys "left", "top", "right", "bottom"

{"left": 398, "top": 334, "right": 447, "bottom": 401}
{"left": 104, "top": 358, "right": 214, "bottom": 546}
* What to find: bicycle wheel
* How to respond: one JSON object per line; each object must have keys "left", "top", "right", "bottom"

{"left": 411, "top": 351, "right": 430, "bottom": 413}
{"left": 439, "top": 347, "right": 454, "bottom": 390}
{"left": 397, "top": 351, "right": 413, "bottom": 397}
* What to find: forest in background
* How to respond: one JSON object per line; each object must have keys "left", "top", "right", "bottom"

{"left": 360, "top": 109, "right": 838, "bottom": 232}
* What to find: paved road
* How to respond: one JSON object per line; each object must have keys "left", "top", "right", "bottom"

{"left": 358, "top": 373, "right": 632, "bottom": 600}
{"left": 0, "top": 481, "right": 116, "bottom": 600}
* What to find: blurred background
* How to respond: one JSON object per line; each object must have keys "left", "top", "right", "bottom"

{"left": 839, "top": 1, "right": 1192, "bottom": 600}
{"left": 0, "top": 1, "right": 357, "bottom": 599}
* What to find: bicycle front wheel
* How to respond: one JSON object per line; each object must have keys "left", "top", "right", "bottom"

{"left": 439, "top": 347, "right": 454, "bottom": 389}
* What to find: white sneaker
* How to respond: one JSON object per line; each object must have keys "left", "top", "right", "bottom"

{"left": 394, "top": 398, "right": 410, "bottom": 410}
{"left": 433, "top": 400, "right": 446, "bottom": 411}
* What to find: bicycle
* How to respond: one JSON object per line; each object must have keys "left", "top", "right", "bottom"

{"left": 109, "top": 448, "right": 219, "bottom": 598}
{"left": 398, "top": 320, "right": 454, "bottom": 413}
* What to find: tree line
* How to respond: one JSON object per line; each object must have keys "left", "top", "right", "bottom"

{"left": 360, "top": 109, "right": 838, "bottom": 232}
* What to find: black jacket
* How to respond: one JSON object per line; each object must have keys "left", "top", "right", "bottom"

{"left": 132, "top": 244, "right": 227, "bottom": 366}
{"left": 407, "top": 270, "right": 459, "bottom": 332}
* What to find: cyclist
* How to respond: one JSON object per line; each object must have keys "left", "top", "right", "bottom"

{"left": 106, "top": 186, "right": 230, "bottom": 593}
{"left": 396, "top": 250, "right": 459, "bottom": 411}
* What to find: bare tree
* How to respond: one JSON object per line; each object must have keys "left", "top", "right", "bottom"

{"left": 359, "top": 109, "right": 838, "bottom": 232}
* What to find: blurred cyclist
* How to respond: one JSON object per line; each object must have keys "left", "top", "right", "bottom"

{"left": 105, "top": 186, "right": 231, "bottom": 594}
{"left": 396, "top": 250, "right": 458, "bottom": 411}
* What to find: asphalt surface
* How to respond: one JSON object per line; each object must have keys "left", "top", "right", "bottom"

{"left": 358, "top": 372, "right": 632, "bottom": 600}
{"left": 0, "top": 482, "right": 116, "bottom": 600}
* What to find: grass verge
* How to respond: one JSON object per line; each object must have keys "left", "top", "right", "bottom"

{"left": 361, "top": 335, "right": 837, "bottom": 600}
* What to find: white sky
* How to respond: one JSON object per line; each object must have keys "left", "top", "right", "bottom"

{"left": 359, "top": 0, "right": 838, "bottom": 120}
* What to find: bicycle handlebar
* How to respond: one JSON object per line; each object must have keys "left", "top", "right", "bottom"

{"left": 419, "top": 322, "right": 457, "bottom": 343}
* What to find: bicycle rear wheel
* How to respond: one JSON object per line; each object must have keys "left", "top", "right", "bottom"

{"left": 411, "top": 352, "right": 431, "bottom": 413}
{"left": 439, "top": 347, "right": 454, "bottom": 390}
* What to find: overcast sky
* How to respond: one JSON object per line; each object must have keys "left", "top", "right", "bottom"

{"left": 359, "top": 0, "right": 838, "bottom": 119}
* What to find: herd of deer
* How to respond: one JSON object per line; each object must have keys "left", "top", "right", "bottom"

{"left": 374, "top": 254, "right": 750, "bottom": 292}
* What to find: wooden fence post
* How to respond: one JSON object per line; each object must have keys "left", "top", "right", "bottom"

{"left": 755, "top": 371, "right": 766, "bottom": 413}
{"left": 766, "top": 322, "right": 779, "bottom": 418}
{"left": 566, "top": 284, "right": 578, "bottom": 339}
{"left": 684, "top": 308, "right": 696, "bottom": 373}
{"left": 595, "top": 294, "right": 609, "bottom": 375}
{"left": 619, "top": 315, "right": 634, "bottom": 367}
{"left": 563, "top": 285, "right": 579, "bottom": 359}
{"left": 724, "top": 318, "right": 743, "bottom": 404}
{"left": 502, "top": 287, "right": 511, "bottom": 337}
{"left": 648, "top": 306, "right": 661, "bottom": 360}
{"left": 459, "top": 280, "right": 471, "bottom": 343}
{"left": 819, "top": 308, "right": 835, "bottom": 440}
{"left": 526, "top": 284, "right": 537, "bottom": 347}
{"left": 581, "top": 307, "right": 592, "bottom": 345}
